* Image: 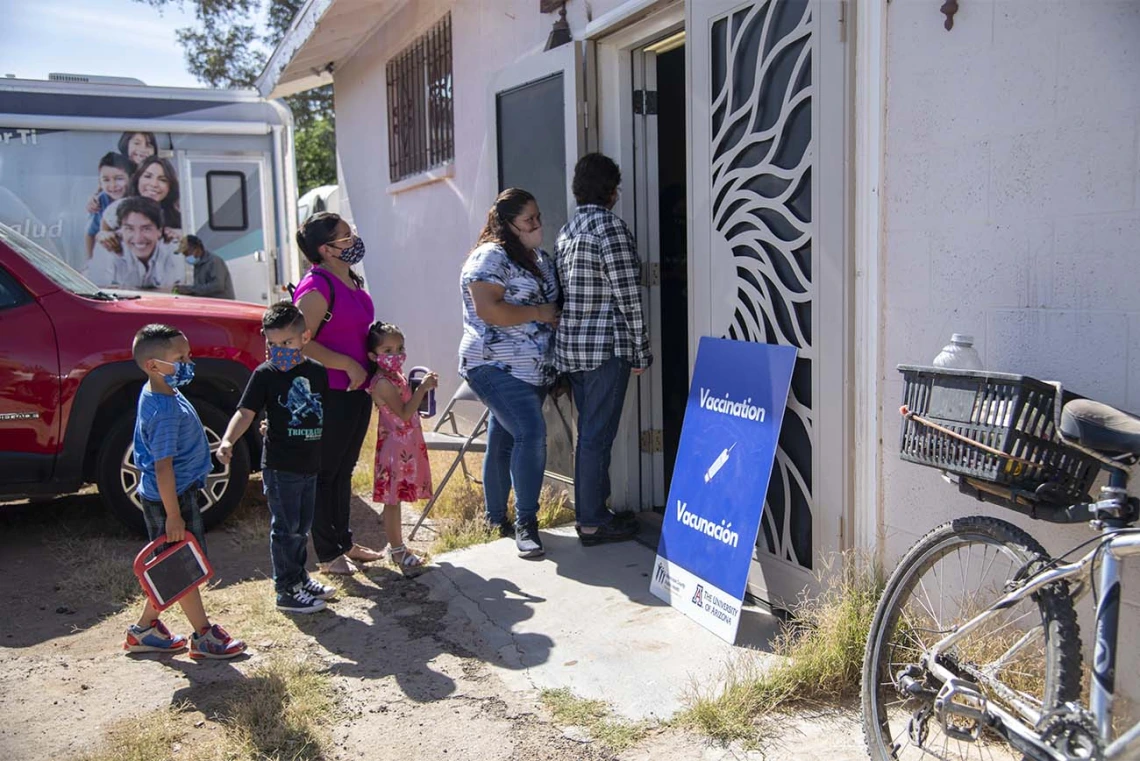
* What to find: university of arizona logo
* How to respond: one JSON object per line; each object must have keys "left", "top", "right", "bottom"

{"left": 692, "top": 585, "right": 704, "bottom": 607}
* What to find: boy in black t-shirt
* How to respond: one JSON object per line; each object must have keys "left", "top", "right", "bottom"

{"left": 218, "top": 301, "right": 335, "bottom": 613}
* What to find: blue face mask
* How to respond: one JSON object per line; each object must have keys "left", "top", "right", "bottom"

{"left": 268, "top": 345, "right": 304, "bottom": 372}
{"left": 156, "top": 359, "right": 195, "bottom": 388}
{"left": 185, "top": 255, "right": 200, "bottom": 266}
{"left": 336, "top": 236, "right": 366, "bottom": 265}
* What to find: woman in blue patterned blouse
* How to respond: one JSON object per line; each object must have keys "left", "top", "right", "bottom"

{"left": 459, "top": 188, "right": 560, "bottom": 559}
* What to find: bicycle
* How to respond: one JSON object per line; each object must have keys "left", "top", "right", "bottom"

{"left": 862, "top": 366, "right": 1140, "bottom": 761}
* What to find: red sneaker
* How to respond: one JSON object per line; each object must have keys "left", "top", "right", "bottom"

{"left": 188, "top": 623, "right": 247, "bottom": 660}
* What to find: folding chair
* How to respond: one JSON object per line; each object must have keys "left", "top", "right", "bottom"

{"left": 408, "top": 381, "right": 489, "bottom": 540}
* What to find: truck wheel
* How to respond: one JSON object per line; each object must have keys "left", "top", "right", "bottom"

{"left": 96, "top": 398, "right": 251, "bottom": 535}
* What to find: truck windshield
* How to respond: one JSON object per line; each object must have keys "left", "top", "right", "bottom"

{"left": 0, "top": 223, "right": 112, "bottom": 298}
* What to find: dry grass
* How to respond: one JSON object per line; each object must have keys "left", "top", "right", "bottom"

{"left": 76, "top": 658, "right": 335, "bottom": 761}
{"left": 681, "top": 552, "right": 883, "bottom": 745}
{"left": 540, "top": 687, "right": 649, "bottom": 753}
{"left": 221, "top": 658, "right": 335, "bottom": 760}
{"left": 347, "top": 404, "right": 576, "bottom": 554}
{"left": 51, "top": 535, "right": 143, "bottom": 609}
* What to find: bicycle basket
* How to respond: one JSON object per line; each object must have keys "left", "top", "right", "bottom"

{"left": 898, "top": 365, "right": 1101, "bottom": 504}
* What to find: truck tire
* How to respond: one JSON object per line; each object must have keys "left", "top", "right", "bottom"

{"left": 95, "top": 397, "right": 250, "bottom": 535}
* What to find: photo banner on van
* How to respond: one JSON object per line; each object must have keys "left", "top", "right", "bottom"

{"left": 649, "top": 337, "right": 797, "bottom": 643}
{"left": 0, "top": 126, "right": 202, "bottom": 297}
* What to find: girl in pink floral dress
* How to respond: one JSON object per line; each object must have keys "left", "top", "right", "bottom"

{"left": 367, "top": 322, "right": 437, "bottom": 574}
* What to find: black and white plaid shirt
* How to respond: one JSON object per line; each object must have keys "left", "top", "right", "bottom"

{"left": 554, "top": 204, "right": 651, "bottom": 373}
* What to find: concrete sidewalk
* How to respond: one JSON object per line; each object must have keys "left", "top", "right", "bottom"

{"left": 420, "top": 525, "right": 786, "bottom": 722}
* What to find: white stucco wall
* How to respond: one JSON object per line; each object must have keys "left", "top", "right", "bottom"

{"left": 880, "top": 0, "right": 1140, "bottom": 698}
{"left": 333, "top": 0, "right": 628, "bottom": 407}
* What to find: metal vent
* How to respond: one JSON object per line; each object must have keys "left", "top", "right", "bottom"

{"left": 48, "top": 73, "right": 147, "bottom": 86}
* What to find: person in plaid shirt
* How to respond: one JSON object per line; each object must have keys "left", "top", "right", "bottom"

{"left": 555, "top": 153, "right": 652, "bottom": 546}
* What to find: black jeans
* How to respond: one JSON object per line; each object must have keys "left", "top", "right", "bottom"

{"left": 312, "top": 388, "right": 371, "bottom": 562}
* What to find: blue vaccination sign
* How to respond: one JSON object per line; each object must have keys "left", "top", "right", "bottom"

{"left": 649, "top": 337, "right": 797, "bottom": 643}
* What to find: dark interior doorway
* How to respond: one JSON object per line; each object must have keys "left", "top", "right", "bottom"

{"left": 656, "top": 44, "right": 688, "bottom": 499}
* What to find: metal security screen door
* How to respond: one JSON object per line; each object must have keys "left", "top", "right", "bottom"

{"left": 688, "top": 0, "right": 849, "bottom": 607}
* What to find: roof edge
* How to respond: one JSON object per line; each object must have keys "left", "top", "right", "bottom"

{"left": 256, "top": 0, "right": 336, "bottom": 98}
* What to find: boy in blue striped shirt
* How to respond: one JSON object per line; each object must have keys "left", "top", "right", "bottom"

{"left": 123, "top": 324, "right": 246, "bottom": 660}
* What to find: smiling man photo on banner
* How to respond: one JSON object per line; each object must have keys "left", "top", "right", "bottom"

{"left": 650, "top": 337, "right": 796, "bottom": 643}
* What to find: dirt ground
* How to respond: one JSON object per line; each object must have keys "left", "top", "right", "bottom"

{"left": 0, "top": 484, "right": 865, "bottom": 761}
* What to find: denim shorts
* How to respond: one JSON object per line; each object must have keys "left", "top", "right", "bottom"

{"left": 141, "top": 487, "right": 207, "bottom": 556}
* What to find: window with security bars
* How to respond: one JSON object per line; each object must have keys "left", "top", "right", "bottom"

{"left": 386, "top": 14, "right": 454, "bottom": 182}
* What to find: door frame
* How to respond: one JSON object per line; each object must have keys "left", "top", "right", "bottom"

{"left": 590, "top": 3, "right": 686, "bottom": 514}
{"left": 180, "top": 150, "right": 276, "bottom": 301}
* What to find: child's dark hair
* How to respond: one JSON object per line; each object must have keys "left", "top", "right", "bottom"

{"left": 118, "top": 131, "right": 157, "bottom": 160}
{"left": 262, "top": 300, "right": 307, "bottom": 334}
{"left": 367, "top": 321, "right": 405, "bottom": 352}
{"left": 474, "top": 188, "right": 542, "bottom": 279}
{"left": 98, "top": 151, "right": 133, "bottom": 176}
{"left": 366, "top": 321, "right": 404, "bottom": 374}
{"left": 571, "top": 152, "right": 621, "bottom": 206}
{"left": 132, "top": 323, "right": 183, "bottom": 368}
{"left": 297, "top": 211, "right": 364, "bottom": 288}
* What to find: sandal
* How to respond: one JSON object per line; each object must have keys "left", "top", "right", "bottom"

{"left": 319, "top": 555, "right": 359, "bottom": 575}
{"left": 345, "top": 544, "right": 384, "bottom": 563}
{"left": 388, "top": 544, "right": 425, "bottom": 576}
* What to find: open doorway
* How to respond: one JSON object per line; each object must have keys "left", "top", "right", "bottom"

{"left": 631, "top": 30, "right": 688, "bottom": 512}
{"left": 654, "top": 42, "right": 688, "bottom": 497}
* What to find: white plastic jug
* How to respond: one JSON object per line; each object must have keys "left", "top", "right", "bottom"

{"left": 932, "top": 334, "right": 983, "bottom": 371}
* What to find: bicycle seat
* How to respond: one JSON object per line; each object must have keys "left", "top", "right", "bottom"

{"left": 1060, "top": 398, "right": 1140, "bottom": 455}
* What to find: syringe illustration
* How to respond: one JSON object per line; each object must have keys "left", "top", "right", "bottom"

{"left": 704, "top": 442, "right": 737, "bottom": 483}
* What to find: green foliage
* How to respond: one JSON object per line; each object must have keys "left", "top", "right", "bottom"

{"left": 137, "top": 0, "right": 337, "bottom": 189}
{"left": 294, "top": 116, "right": 336, "bottom": 196}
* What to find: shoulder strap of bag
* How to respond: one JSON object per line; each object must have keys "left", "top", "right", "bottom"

{"left": 309, "top": 268, "right": 336, "bottom": 339}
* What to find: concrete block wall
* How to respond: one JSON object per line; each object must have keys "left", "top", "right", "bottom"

{"left": 881, "top": 0, "right": 1140, "bottom": 699}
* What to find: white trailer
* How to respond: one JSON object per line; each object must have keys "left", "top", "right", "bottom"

{"left": 0, "top": 74, "right": 300, "bottom": 303}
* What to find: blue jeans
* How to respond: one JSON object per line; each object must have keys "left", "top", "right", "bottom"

{"left": 263, "top": 468, "right": 317, "bottom": 594}
{"left": 569, "top": 356, "right": 632, "bottom": 527}
{"left": 465, "top": 365, "right": 547, "bottom": 527}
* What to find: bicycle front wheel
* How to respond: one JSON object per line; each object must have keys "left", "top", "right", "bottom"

{"left": 863, "top": 516, "right": 1082, "bottom": 761}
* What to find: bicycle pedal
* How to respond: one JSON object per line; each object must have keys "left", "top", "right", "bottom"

{"left": 934, "top": 678, "right": 987, "bottom": 742}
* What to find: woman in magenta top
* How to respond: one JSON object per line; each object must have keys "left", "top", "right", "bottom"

{"left": 293, "top": 212, "right": 383, "bottom": 575}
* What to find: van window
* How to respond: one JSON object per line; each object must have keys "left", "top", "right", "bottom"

{"left": 206, "top": 171, "right": 248, "bottom": 231}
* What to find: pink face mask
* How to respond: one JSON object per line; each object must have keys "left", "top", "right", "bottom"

{"left": 375, "top": 352, "right": 406, "bottom": 374}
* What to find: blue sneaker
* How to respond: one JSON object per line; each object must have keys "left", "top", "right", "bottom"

{"left": 276, "top": 586, "right": 326, "bottom": 614}
{"left": 301, "top": 577, "right": 335, "bottom": 601}
{"left": 123, "top": 619, "right": 188, "bottom": 654}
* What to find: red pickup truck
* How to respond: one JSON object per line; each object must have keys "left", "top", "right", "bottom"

{"left": 0, "top": 222, "right": 264, "bottom": 532}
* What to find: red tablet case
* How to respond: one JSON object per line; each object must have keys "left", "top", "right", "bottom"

{"left": 132, "top": 534, "right": 214, "bottom": 612}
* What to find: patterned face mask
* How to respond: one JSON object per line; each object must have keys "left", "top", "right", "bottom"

{"left": 336, "top": 236, "right": 366, "bottom": 265}
{"left": 156, "top": 359, "right": 195, "bottom": 388}
{"left": 268, "top": 345, "right": 303, "bottom": 372}
{"left": 375, "top": 352, "right": 406, "bottom": 374}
